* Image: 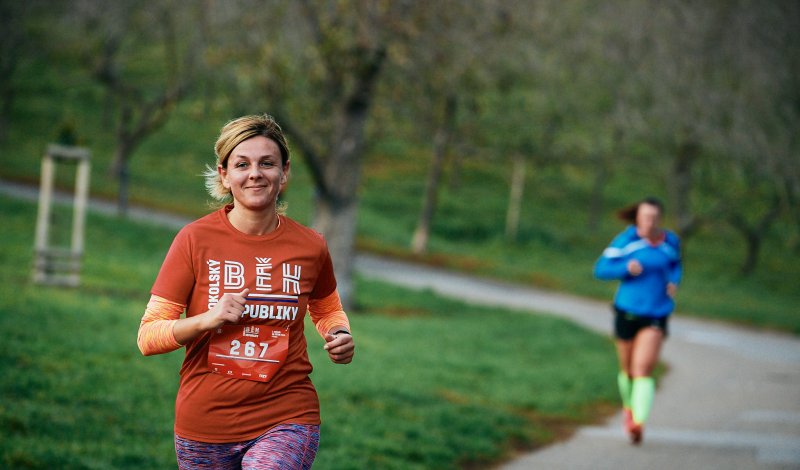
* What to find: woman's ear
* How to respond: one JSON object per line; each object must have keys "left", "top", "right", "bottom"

{"left": 218, "top": 164, "right": 231, "bottom": 189}
{"left": 281, "top": 160, "right": 291, "bottom": 184}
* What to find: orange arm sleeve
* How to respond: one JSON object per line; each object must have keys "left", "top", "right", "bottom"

{"left": 308, "top": 289, "right": 351, "bottom": 338}
{"left": 137, "top": 295, "right": 184, "bottom": 356}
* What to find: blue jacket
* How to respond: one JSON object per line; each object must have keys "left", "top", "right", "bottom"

{"left": 593, "top": 225, "right": 682, "bottom": 317}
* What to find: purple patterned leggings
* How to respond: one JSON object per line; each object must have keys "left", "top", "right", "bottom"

{"left": 175, "top": 423, "right": 320, "bottom": 470}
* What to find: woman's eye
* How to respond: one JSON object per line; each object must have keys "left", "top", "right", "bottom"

{"left": 235, "top": 162, "right": 248, "bottom": 168}
{"left": 260, "top": 161, "right": 274, "bottom": 167}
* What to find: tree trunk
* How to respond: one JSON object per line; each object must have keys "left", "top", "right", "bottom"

{"left": 313, "top": 193, "right": 359, "bottom": 309}
{"left": 0, "top": 46, "right": 16, "bottom": 140}
{"left": 410, "top": 131, "right": 445, "bottom": 254}
{"left": 447, "top": 146, "right": 463, "bottom": 191}
{"left": 588, "top": 152, "right": 609, "bottom": 233}
{"left": 117, "top": 161, "right": 130, "bottom": 217}
{"left": 673, "top": 138, "right": 700, "bottom": 239}
{"left": 0, "top": 87, "right": 11, "bottom": 141}
{"left": 505, "top": 153, "right": 526, "bottom": 242}
{"left": 411, "top": 95, "right": 456, "bottom": 254}
{"left": 727, "top": 198, "right": 781, "bottom": 275}
{"left": 111, "top": 142, "right": 133, "bottom": 217}
{"left": 312, "top": 140, "right": 363, "bottom": 310}
{"left": 0, "top": 52, "right": 18, "bottom": 141}
{"left": 110, "top": 104, "right": 134, "bottom": 216}
{"left": 307, "top": 46, "right": 386, "bottom": 310}
{"left": 0, "top": 2, "right": 30, "bottom": 142}
{"left": 588, "top": 128, "right": 620, "bottom": 232}
{"left": 784, "top": 175, "right": 800, "bottom": 252}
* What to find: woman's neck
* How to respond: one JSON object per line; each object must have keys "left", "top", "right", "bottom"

{"left": 637, "top": 227, "right": 663, "bottom": 243}
{"left": 227, "top": 206, "right": 280, "bottom": 235}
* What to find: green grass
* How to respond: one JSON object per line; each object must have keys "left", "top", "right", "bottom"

{"left": 0, "top": 195, "right": 617, "bottom": 469}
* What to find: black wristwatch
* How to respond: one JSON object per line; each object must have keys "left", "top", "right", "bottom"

{"left": 333, "top": 329, "right": 351, "bottom": 336}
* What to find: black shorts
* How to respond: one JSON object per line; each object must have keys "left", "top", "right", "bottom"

{"left": 613, "top": 305, "right": 669, "bottom": 340}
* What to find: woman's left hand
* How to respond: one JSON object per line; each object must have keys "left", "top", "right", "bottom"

{"left": 324, "top": 331, "right": 355, "bottom": 364}
{"left": 667, "top": 282, "right": 678, "bottom": 298}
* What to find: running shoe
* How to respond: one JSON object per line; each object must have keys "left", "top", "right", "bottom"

{"left": 628, "top": 423, "right": 643, "bottom": 445}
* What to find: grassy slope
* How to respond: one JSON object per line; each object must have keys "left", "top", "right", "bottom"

{"left": 0, "top": 195, "right": 617, "bottom": 469}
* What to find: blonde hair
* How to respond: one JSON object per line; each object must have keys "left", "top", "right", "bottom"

{"left": 203, "top": 114, "right": 291, "bottom": 211}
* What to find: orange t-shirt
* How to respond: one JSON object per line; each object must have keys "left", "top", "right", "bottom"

{"left": 151, "top": 207, "right": 337, "bottom": 443}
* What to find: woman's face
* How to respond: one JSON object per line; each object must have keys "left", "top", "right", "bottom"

{"left": 636, "top": 202, "right": 661, "bottom": 237}
{"left": 219, "top": 135, "right": 288, "bottom": 212}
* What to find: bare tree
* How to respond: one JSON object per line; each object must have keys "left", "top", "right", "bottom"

{"left": 477, "top": 81, "right": 561, "bottom": 244}
{"left": 396, "top": 2, "right": 507, "bottom": 254}
{"left": 403, "top": 1, "right": 556, "bottom": 249}
{"left": 709, "top": 0, "right": 800, "bottom": 272}
{"left": 208, "top": 0, "right": 524, "bottom": 300}
{"left": 205, "top": 0, "right": 414, "bottom": 306}
{"left": 630, "top": 1, "right": 727, "bottom": 238}
{"left": 577, "top": 1, "right": 650, "bottom": 232}
{"left": 627, "top": 0, "right": 799, "bottom": 272}
{"left": 68, "top": 0, "right": 201, "bottom": 215}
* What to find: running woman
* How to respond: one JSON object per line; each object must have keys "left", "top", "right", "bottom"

{"left": 593, "top": 197, "right": 681, "bottom": 444}
{"left": 137, "top": 114, "right": 354, "bottom": 469}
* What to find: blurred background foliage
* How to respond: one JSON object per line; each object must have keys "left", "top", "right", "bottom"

{"left": 1, "top": 1, "right": 799, "bottom": 468}
{"left": 0, "top": 0, "right": 800, "bottom": 324}
{"left": 2, "top": 0, "right": 796, "bottom": 328}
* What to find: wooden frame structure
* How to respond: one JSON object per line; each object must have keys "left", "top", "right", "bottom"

{"left": 33, "top": 144, "right": 91, "bottom": 287}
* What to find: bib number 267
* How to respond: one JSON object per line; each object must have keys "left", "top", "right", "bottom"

{"left": 229, "top": 340, "right": 269, "bottom": 359}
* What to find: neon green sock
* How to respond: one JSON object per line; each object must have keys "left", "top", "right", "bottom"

{"left": 617, "top": 371, "right": 632, "bottom": 410}
{"left": 631, "top": 376, "right": 655, "bottom": 425}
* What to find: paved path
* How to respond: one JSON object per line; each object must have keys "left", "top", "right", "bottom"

{"left": 357, "top": 256, "right": 800, "bottom": 470}
{"left": 3, "top": 178, "right": 800, "bottom": 469}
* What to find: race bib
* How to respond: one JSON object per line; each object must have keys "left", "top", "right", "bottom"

{"left": 208, "top": 324, "right": 289, "bottom": 383}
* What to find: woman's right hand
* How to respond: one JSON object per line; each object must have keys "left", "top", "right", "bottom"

{"left": 201, "top": 288, "right": 250, "bottom": 331}
{"left": 627, "top": 259, "right": 643, "bottom": 276}
{"left": 173, "top": 288, "right": 250, "bottom": 345}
